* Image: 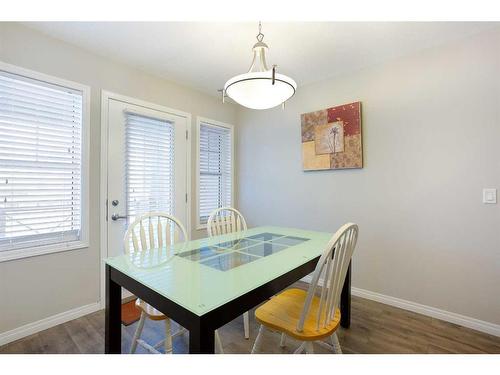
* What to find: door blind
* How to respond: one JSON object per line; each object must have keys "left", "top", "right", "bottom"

{"left": 199, "top": 123, "right": 232, "bottom": 225}
{"left": 0, "top": 70, "right": 83, "bottom": 252}
{"left": 125, "top": 112, "right": 175, "bottom": 222}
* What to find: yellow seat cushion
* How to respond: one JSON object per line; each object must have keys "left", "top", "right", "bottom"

{"left": 255, "top": 288, "right": 341, "bottom": 341}
{"left": 135, "top": 299, "right": 167, "bottom": 321}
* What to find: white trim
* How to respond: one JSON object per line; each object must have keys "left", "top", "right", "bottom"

{"left": 350, "top": 287, "right": 500, "bottom": 338}
{"left": 186, "top": 116, "right": 193, "bottom": 237}
{"left": 0, "top": 302, "right": 100, "bottom": 347}
{"left": 0, "top": 61, "right": 90, "bottom": 93}
{"left": 99, "top": 92, "right": 109, "bottom": 309}
{"left": 0, "top": 61, "right": 90, "bottom": 263}
{"left": 301, "top": 275, "right": 500, "bottom": 337}
{"left": 99, "top": 90, "right": 192, "bottom": 308}
{"left": 0, "top": 240, "right": 88, "bottom": 263}
{"left": 195, "top": 116, "right": 235, "bottom": 230}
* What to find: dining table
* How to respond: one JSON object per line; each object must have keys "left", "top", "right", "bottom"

{"left": 104, "top": 226, "right": 351, "bottom": 354}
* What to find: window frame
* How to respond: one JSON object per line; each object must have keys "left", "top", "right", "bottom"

{"left": 0, "top": 61, "right": 90, "bottom": 263}
{"left": 196, "top": 116, "right": 234, "bottom": 230}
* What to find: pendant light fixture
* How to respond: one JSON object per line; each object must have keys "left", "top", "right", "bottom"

{"left": 223, "top": 22, "right": 297, "bottom": 110}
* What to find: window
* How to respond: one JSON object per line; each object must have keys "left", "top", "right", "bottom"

{"left": 0, "top": 63, "right": 89, "bottom": 261}
{"left": 125, "top": 112, "right": 174, "bottom": 221}
{"left": 197, "top": 118, "right": 233, "bottom": 228}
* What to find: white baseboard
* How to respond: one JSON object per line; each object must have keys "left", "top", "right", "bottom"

{"left": 301, "top": 276, "right": 500, "bottom": 338}
{"left": 0, "top": 302, "right": 101, "bottom": 347}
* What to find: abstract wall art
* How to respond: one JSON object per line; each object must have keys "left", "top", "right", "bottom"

{"left": 301, "top": 101, "right": 362, "bottom": 171}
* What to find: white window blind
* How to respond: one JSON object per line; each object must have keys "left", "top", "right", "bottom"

{"left": 0, "top": 70, "right": 83, "bottom": 253}
{"left": 198, "top": 122, "right": 232, "bottom": 225}
{"left": 125, "top": 112, "right": 175, "bottom": 222}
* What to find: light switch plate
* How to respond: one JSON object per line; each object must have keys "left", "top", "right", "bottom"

{"left": 483, "top": 188, "right": 497, "bottom": 204}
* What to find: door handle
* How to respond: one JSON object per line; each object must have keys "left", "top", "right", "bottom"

{"left": 111, "top": 213, "right": 128, "bottom": 221}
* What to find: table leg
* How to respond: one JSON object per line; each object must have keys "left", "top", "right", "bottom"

{"left": 189, "top": 322, "right": 215, "bottom": 354}
{"left": 105, "top": 264, "right": 122, "bottom": 354}
{"left": 340, "top": 261, "right": 351, "bottom": 328}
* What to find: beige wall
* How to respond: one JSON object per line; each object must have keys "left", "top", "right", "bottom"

{"left": 0, "top": 23, "right": 236, "bottom": 334}
{"left": 237, "top": 29, "right": 500, "bottom": 325}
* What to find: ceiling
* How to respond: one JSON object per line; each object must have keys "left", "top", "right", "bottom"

{"left": 24, "top": 22, "right": 498, "bottom": 96}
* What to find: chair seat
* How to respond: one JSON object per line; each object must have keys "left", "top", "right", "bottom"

{"left": 135, "top": 299, "right": 167, "bottom": 321}
{"left": 255, "top": 288, "right": 341, "bottom": 341}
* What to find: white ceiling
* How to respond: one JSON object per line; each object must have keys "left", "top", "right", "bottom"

{"left": 25, "top": 22, "right": 499, "bottom": 96}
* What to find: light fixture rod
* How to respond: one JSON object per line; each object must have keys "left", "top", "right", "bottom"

{"left": 217, "top": 88, "right": 228, "bottom": 104}
{"left": 257, "top": 21, "right": 264, "bottom": 42}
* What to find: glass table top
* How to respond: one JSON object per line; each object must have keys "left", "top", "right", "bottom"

{"left": 105, "top": 226, "right": 332, "bottom": 316}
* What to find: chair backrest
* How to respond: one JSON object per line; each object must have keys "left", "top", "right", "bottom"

{"left": 207, "top": 207, "right": 247, "bottom": 237}
{"left": 297, "top": 223, "right": 359, "bottom": 332}
{"left": 123, "top": 212, "right": 188, "bottom": 254}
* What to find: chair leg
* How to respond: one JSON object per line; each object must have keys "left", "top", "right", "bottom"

{"left": 330, "top": 332, "right": 342, "bottom": 354}
{"left": 129, "top": 312, "right": 146, "bottom": 354}
{"left": 215, "top": 330, "right": 224, "bottom": 354}
{"left": 294, "top": 342, "right": 306, "bottom": 354}
{"left": 279, "top": 333, "right": 286, "bottom": 348}
{"left": 243, "top": 311, "right": 250, "bottom": 339}
{"left": 305, "top": 341, "right": 314, "bottom": 354}
{"left": 164, "top": 318, "right": 173, "bottom": 354}
{"left": 251, "top": 325, "right": 266, "bottom": 354}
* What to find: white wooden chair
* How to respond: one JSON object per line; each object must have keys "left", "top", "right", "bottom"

{"left": 125, "top": 212, "right": 224, "bottom": 354}
{"left": 207, "top": 207, "right": 247, "bottom": 237}
{"left": 251, "top": 223, "right": 359, "bottom": 354}
{"left": 207, "top": 207, "right": 250, "bottom": 344}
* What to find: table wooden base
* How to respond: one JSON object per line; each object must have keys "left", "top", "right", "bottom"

{"left": 105, "top": 260, "right": 351, "bottom": 354}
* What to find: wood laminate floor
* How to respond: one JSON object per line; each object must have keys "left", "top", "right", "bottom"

{"left": 1, "top": 284, "right": 500, "bottom": 354}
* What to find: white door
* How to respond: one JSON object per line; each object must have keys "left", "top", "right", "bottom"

{"left": 105, "top": 97, "right": 188, "bottom": 261}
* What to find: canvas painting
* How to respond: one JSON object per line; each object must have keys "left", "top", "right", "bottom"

{"left": 301, "top": 101, "right": 362, "bottom": 170}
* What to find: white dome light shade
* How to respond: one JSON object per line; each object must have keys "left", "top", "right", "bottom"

{"left": 224, "top": 71, "right": 296, "bottom": 110}
{"left": 222, "top": 22, "right": 297, "bottom": 110}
